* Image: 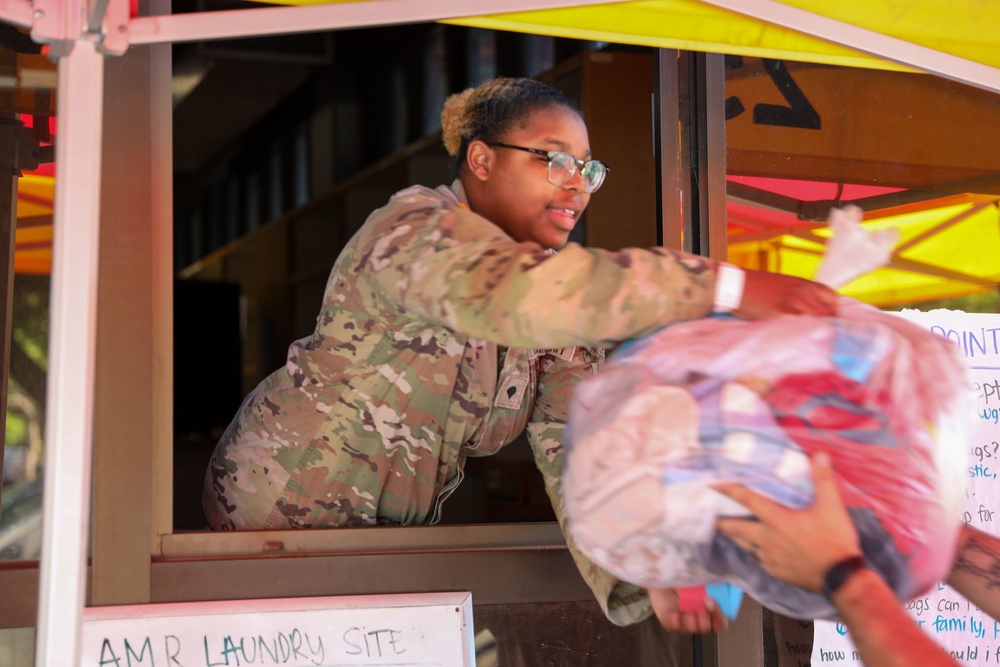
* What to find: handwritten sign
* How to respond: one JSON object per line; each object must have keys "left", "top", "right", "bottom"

{"left": 81, "top": 591, "right": 474, "bottom": 667}
{"left": 814, "top": 309, "right": 1000, "bottom": 665}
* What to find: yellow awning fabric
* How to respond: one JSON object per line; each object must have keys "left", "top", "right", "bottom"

{"left": 253, "top": 0, "right": 1000, "bottom": 74}
{"left": 758, "top": 0, "right": 1000, "bottom": 69}
{"left": 727, "top": 195, "right": 1000, "bottom": 307}
{"left": 13, "top": 222, "right": 53, "bottom": 276}
{"left": 15, "top": 174, "right": 53, "bottom": 219}
{"left": 446, "top": 1, "right": 902, "bottom": 72}
{"left": 444, "top": 0, "right": 1000, "bottom": 74}
{"left": 14, "top": 174, "right": 54, "bottom": 275}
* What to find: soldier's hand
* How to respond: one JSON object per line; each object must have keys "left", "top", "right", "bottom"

{"left": 733, "top": 270, "right": 838, "bottom": 320}
{"left": 647, "top": 587, "right": 727, "bottom": 634}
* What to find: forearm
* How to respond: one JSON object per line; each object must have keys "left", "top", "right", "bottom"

{"left": 370, "top": 205, "right": 717, "bottom": 349}
{"left": 404, "top": 242, "right": 716, "bottom": 348}
{"left": 832, "top": 569, "right": 957, "bottom": 667}
{"left": 947, "top": 525, "right": 1000, "bottom": 620}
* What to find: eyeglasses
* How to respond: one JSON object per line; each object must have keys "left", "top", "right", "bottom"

{"left": 489, "top": 142, "right": 610, "bottom": 193}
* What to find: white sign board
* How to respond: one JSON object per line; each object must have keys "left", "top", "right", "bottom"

{"left": 814, "top": 310, "right": 1000, "bottom": 665}
{"left": 81, "top": 591, "right": 474, "bottom": 667}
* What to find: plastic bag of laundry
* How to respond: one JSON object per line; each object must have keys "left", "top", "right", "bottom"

{"left": 562, "top": 211, "right": 969, "bottom": 620}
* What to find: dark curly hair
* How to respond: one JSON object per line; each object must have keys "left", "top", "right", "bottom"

{"left": 440, "top": 77, "right": 581, "bottom": 175}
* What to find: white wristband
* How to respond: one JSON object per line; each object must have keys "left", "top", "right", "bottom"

{"left": 713, "top": 263, "right": 745, "bottom": 313}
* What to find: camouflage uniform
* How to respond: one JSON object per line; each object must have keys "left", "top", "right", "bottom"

{"left": 203, "top": 180, "right": 718, "bottom": 625}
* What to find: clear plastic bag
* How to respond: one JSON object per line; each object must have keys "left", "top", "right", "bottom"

{"left": 563, "top": 296, "right": 969, "bottom": 620}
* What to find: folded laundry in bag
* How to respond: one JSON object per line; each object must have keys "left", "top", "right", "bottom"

{"left": 562, "top": 297, "right": 969, "bottom": 620}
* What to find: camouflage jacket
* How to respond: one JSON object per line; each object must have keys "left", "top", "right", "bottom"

{"left": 203, "top": 180, "right": 718, "bottom": 625}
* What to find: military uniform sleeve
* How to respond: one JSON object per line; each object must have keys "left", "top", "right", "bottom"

{"left": 362, "top": 192, "right": 717, "bottom": 349}
{"left": 525, "top": 346, "right": 654, "bottom": 626}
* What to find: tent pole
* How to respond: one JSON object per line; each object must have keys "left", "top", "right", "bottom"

{"left": 696, "top": 51, "right": 728, "bottom": 261}
{"left": 653, "top": 49, "right": 683, "bottom": 251}
{"left": 700, "top": 0, "right": 1000, "bottom": 95}
{"left": 0, "top": 0, "right": 32, "bottom": 28}
{"left": 127, "top": 0, "right": 633, "bottom": 46}
{"left": 34, "top": 38, "right": 105, "bottom": 667}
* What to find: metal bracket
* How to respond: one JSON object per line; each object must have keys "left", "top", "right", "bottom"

{"left": 0, "top": 0, "right": 33, "bottom": 29}
{"left": 28, "top": 0, "right": 131, "bottom": 57}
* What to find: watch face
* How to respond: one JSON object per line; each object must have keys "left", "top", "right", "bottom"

{"left": 823, "top": 556, "right": 867, "bottom": 599}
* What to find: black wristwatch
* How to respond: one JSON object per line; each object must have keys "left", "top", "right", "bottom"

{"left": 822, "top": 555, "right": 867, "bottom": 600}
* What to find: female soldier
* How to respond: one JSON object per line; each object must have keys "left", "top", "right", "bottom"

{"left": 203, "top": 76, "right": 837, "bottom": 634}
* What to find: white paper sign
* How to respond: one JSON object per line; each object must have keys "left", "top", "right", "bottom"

{"left": 81, "top": 591, "right": 475, "bottom": 667}
{"left": 814, "top": 309, "right": 1000, "bottom": 666}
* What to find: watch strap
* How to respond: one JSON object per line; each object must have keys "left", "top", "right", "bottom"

{"left": 822, "top": 555, "right": 867, "bottom": 600}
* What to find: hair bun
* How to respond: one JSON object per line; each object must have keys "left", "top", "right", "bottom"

{"left": 441, "top": 87, "right": 474, "bottom": 157}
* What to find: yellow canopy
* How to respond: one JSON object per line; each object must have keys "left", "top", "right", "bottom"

{"left": 445, "top": 0, "right": 1000, "bottom": 74}
{"left": 252, "top": 0, "right": 1000, "bottom": 75}
{"left": 728, "top": 195, "right": 1000, "bottom": 307}
{"left": 14, "top": 174, "right": 54, "bottom": 275}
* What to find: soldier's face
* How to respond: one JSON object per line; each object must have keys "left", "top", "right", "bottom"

{"left": 485, "top": 106, "right": 592, "bottom": 249}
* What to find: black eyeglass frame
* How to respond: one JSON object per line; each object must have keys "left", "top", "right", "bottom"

{"left": 488, "top": 142, "right": 611, "bottom": 193}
